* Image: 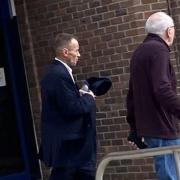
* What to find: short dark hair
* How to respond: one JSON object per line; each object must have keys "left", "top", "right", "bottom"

{"left": 53, "top": 33, "right": 77, "bottom": 53}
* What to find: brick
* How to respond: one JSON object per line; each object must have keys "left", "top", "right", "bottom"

{"left": 116, "top": 166, "right": 128, "bottom": 173}
{"left": 151, "top": 2, "right": 167, "bottom": 10}
{"left": 128, "top": 165, "right": 141, "bottom": 172}
{"left": 109, "top": 3, "right": 120, "bottom": 11}
{"left": 128, "top": 43, "right": 140, "bottom": 51}
{"left": 94, "top": 28, "right": 105, "bottom": 36}
{"left": 103, "top": 48, "right": 115, "bottom": 55}
{"left": 101, "top": 0, "right": 112, "bottom": 5}
{"left": 128, "top": 4, "right": 151, "bottom": 14}
{"left": 101, "top": 34, "right": 113, "bottom": 41}
{"left": 97, "top": 133, "right": 104, "bottom": 140}
{"left": 123, "top": 12, "right": 144, "bottom": 22}
{"left": 50, "top": 17, "right": 61, "bottom": 25}
{"left": 105, "top": 62, "right": 118, "bottom": 69}
{"left": 100, "top": 140, "right": 111, "bottom": 146}
{"left": 96, "top": 6, "right": 108, "bottom": 13}
{"left": 46, "top": 11, "right": 55, "bottom": 18}
{"left": 77, "top": 4, "right": 88, "bottom": 11}
{"left": 105, "top": 12, "right": 116, "bottom": 21}
{"left": 99, "top": 105, "right": 111, "bottom": 111}
{"left": 76, "top": 25, "right": 86, "bottom": 32}
{"left": 81, "top": 31, "right": 93, "bottom": 38}
{"left": 141, "top": 165, "right": 154, "bottom": 172}
{"left": 80, "top": 16, "right": 91, "bottom": 24}
{"left": 100, "top": 70, "right": 112, "bottom": 76}
{"left": 121, "top": 159, "right": 133, "bottom": 165}
{"left": 59, "top": 1, "right": 70, "bottom": 8}
{"left": 121, "top": 37, "right": 133, "bottom": 45}
{"left": 131, "top": 20, "right": 145, "bottom": 28}
{"left": 98, "top": 56, "right": 110, "bottom": 64}
{"left": 89, "top": 36, "right": 101, "bottom": 44}
{"left": 96, "top": 42, "right": 107, "bottom": 50}
{"left": 116, "top": 9, "right": 127, "bottom": 16}
{"left": 87, "top": 23, "right": 98, "bottom": 30}
{"left": 92, "top": 50, "right": 103, "bottom": 57}
{"left": 106, "top": 26, "right": 118, "bottom": 33}
{"left": 112, "top": 67, "right": 124, "bottom": 75}
{"left": 71, "top": 0, "right": 82, "bottom": 5}
{"left": 104, "top": 167, "right": 116, "bottom": 174}
{"left": 111, "top": 56, "right": 122, "bottom": 63}
{"left": 89, "top": 1, "right": 100, "bottom": 8}
{"left": 73, "top": 11, "right": 84, "bottom": 19}
{"left": 126, "top": 27, "right": 145, "bottom": 36}
{"left": 104, "top": 132, "right": 116, "bottom": 139}
{"left": 66, "top": 6, "right": 77, "bottom": 13}
{"left": 99, "top": 20, "right": 111, "bottom": 28}
{"left": 62, "top": 14, "right": 72, "bottom": 22}
{"left": 133, "top": 35, "right": 146, "bottom": 43}
{"left": 84, "top": 9, "right": 96, "bottom": 16}
{"left": 120, "top": 0, "right": 140, "bottom": 8}
{"left": 113, "top": 32, "right": 125, "bottom": 39}
{"left": 92, "top": 14, "right": 103, "bottom": 22}
{"left": 47, "top": 3, "right": 58, "bottom": 11}
{"left": 142, "top": 0, "right": 158, "bottom": 4}
{"left": 82, "top": 66, "right": 93, "bottom": 73}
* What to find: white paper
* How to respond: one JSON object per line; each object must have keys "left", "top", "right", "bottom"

{"left": 0, "top": 68, "right": 6, "bottom": 86}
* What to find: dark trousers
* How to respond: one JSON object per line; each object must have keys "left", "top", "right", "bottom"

{"left": 49, "top": 167, "right": 95, "bottom": 180}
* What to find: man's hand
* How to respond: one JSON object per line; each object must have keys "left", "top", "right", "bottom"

{"left": 79, "top": 89, "right": 96, "bottom": 98}
{"left": 127, "top": 131, "right": 147, "bottom": 149}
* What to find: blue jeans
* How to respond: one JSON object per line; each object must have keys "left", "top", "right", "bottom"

{"left": 144, "top": 137, "right": 180, "bottom": 180}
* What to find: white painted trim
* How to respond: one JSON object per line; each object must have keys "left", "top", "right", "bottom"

{"left": 9, "top": 0, "right": 16, "bottom": 17}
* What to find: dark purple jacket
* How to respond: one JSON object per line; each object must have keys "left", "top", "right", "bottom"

{"left": 127, "top": 34, "right": 180, "bottom": 139}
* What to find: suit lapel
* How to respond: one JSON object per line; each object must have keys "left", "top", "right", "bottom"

{"left": 52, "top": 59, "right": 79, "bottom": 92}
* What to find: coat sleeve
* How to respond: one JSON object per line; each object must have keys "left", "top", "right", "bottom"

{"left": 150, "top": 51, "right": 180, "bottom": 118}
{"left": 126, "top": 77, "right": 136, "bottom": 131}
{"left": 44, "top": 74, "right": 96, "bottom": 118}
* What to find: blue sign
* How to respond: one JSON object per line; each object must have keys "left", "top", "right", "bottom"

{"left": 0, "top": 0, "right": 41, "bottom": 179}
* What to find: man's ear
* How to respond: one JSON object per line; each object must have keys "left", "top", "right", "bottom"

{"left": 166, "top": 26, "right": 174, "bottom": 38}
{"left": 166, "top": 27, "right": 171, "bottom": 38}
{"left": 62, "top": 48, "right": 69, "bottom": 57}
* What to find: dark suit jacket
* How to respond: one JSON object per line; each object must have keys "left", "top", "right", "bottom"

{"left": 39, "top": 59, "right": 96, "bottom": 168}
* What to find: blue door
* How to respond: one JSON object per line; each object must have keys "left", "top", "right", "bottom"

{"left": 0, "top": 0, "right": 41, "bottom": 179}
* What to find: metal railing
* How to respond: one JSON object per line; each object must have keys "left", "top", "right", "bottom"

{"left": 96, "top": 145, "right": 180, "bottom": 180}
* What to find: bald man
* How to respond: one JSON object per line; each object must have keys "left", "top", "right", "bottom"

{"left": 126, "top": 12, "right": 180, "bottom": 180}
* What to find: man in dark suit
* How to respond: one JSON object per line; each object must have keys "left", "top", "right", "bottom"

{"left": 39, "top": 33, "right": 96, "bottom": 180}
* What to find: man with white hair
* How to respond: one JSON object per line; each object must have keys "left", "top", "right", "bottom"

{"left": 126, "top": 12, "right": 180, "bottom": 180}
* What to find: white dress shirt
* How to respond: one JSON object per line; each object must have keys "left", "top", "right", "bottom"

{"left": 55, "top": 57, "right": 75, "bottom": 83}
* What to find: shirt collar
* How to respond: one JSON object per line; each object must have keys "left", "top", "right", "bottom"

{"left": 55, "top": 57, "right": 72, "bottom": 74}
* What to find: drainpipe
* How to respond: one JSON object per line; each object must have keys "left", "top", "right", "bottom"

{"left": 166, "top": 0, "right": 180, "bottom": 72}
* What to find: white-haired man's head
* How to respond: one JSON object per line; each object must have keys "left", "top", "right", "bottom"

{"left": 145, "top": 12, "right": 175, "bottom": 46}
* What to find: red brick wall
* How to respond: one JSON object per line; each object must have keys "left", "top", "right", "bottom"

{"left": 169, "top": 0, "right": 180, "bottom": 90}
{"left": 14, "top": 0, "right": 180, "bottom": 179}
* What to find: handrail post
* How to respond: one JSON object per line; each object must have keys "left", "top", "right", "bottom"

{"left": 95, "top": 145, "right": 180, "bottom": 180}
{"left": 173, "top": 151, "right": 180, "bottom": 179}
{"left": 95, "top": 158, "right": 110, "bottom": 180}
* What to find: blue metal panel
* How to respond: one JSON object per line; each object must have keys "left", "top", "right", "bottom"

{"left": 0, "top": 172, "right": 30, "bottom": 180}
{"left": 0, "top": 0, "right": 41, "bottom": 179}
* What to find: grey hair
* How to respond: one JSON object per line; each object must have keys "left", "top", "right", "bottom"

{"left": 53, "top": 33, "right": 77, "bottom": 54}
{"left": 145, "top": 12, "right": 174, "bottom": 36}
